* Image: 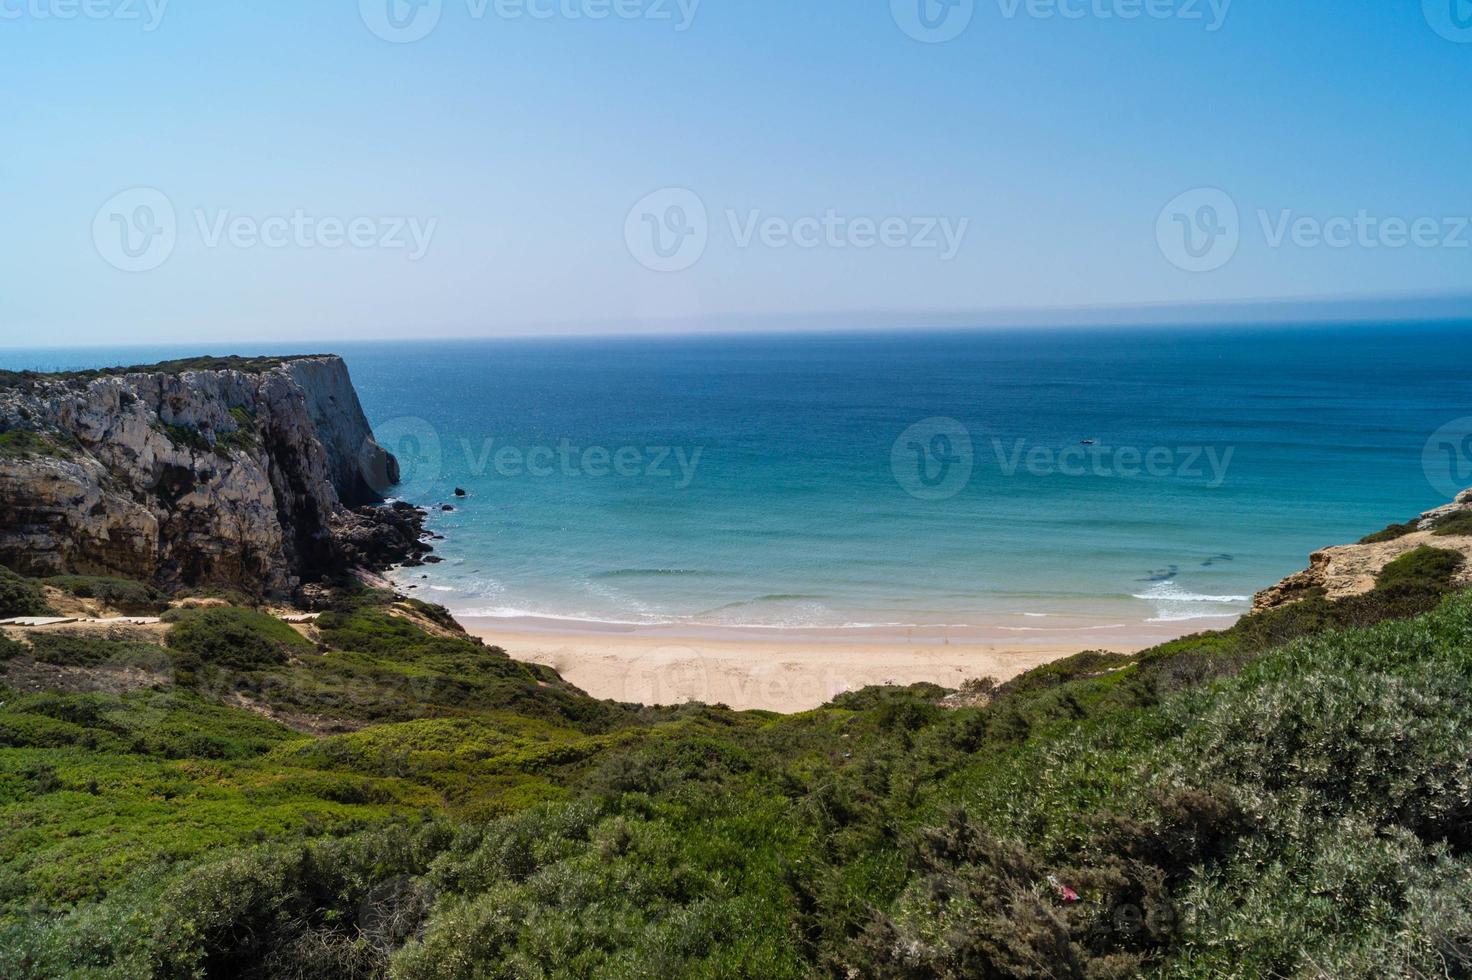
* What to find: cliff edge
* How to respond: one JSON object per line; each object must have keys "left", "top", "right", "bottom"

{"left": 0, "top": 355, "right": 425, "bottom": 597}
{"left": 1254, "top": 489, "right": 1472, "bottom": 610}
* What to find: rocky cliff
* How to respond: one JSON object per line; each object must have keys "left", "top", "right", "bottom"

{"left": 1254, "top": 489, "right": 1472, "bottom": 610}
{"left": 0, "top": 355, "right": 426, "bottom": 597}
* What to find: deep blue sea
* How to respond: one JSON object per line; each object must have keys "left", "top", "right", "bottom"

{"left": 7, "top": 323, "right": 1472, "bottom": 630}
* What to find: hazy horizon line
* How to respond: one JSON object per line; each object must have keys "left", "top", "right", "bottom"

{"left": 5, "top": 290, "right": 1471, "bottom": 352}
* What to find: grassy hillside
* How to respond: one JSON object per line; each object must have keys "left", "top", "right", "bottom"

{"left": 2, "top": 548, "right": 1471, "bottom": 978}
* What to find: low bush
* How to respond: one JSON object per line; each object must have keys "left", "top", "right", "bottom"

{"left": 1373, "top": 545, "right": 1463, "bottom": 595}
{"left": 0, "top": 566, "right": 53, "bottom": 619}
{"left": 0, "top": 430, "right": 69, "bottom": 459}
{"left": 1431, "top": 510, "right": 1472, "bottom": 537}
{"left": 1359, "top": 519, "right": 1421, "bottom": 544}
{"left": 27, "top": 633, "right": 169, "bottom": 670}
{"left": 164, "top": 606, "right": 313, "bottom": 671}
{"left": 45, "top": 575, "right": 169, "bottom": 615}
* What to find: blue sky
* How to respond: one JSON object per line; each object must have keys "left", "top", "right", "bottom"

{"left": 2, "top": 0, "right": 1470, "bottom": 345}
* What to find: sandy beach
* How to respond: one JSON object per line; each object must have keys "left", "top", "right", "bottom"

{"left": 459, "top": 616, "right": 1207, "bottom": 713}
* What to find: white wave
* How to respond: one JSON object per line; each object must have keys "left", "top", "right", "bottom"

{"left": 998, "top": 624, "right": 1129, "bottom": 632}
{"left": 1131, "top": 582, "right": 1249, "bottom": 604}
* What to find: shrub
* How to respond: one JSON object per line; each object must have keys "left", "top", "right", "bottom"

{"left": 164, "top": 606, "right": 312, "bottom": 670}
{"left": 1431, "top": 510, "right": 1472, "bottom": 537}
{"left": 0, "top": 430, "right": 69, "bottom": 459}
{"left": 26, "top": 633, "right": 168, "bottom": 670}
{"left": 1359, "top": 519, "right": 1421, "bottom": 544}
{"left": 0, "top": 566, "right": 53, "bottom": 618}
{"left": 1373, "top": 545, "right": 1463, "bottom": 596}
{"left": 45, "top": 575, "right": 169, "bottom": 615}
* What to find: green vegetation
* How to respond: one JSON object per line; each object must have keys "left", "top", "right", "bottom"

{"left": 1359, "top": 517, "right": 1421, "bottom": 543}
{"left": 1432, "top": 509, "right": 1472, "bottom": 537}
{"left": 164, "top": 606, "right": 313, "bottom": 671}
{"left": 0, "top": 430, "right": 70, "bottom": 460}
{"left": 45, "top": 576, "right": 169, "bottom": 615}
{"left": 0, "top": 355, "right": 331, "bottom": 392}
{"left": 0, "top": 567, "right": 54, "bottom": 619}
{"left": 2, "top": 543, "right": 1472, "bottom": 978}
{"left": 157, "top": 422, "right": 212, "bottom": 453}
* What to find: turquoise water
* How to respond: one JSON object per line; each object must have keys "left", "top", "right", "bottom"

{"left": 6, "top": 324, "right": 1472, "bottom": 629}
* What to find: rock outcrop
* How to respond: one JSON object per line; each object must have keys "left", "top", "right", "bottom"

{"left": 1254, "top": 489, "right": 1472, "bottom": 611}
{"left": 0, "top": 356, "right": 424, "bottom": 597}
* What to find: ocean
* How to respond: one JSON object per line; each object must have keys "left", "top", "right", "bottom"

{"left": 7, "top": 323, "right": 1472, "bottom": 632}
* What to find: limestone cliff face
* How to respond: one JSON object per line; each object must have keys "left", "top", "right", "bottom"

{"left": 0, "top": 356, "right": 421, "bottom": 597}
{"left": 1254, "top": 489, "right": 1472, "bottom": 610}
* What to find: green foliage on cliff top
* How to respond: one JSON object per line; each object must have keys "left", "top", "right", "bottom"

{"left": 0, "top": 354, "right": 336, "bottom": 391}
{"left": 0, "top": 567, "right": 54, "bottom": 619}
{"left": 1432, "top": 509, "right": 1472, "bottom": 537}
{"left": 2, "top": 552, "right": 1472, "bottom": 978}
